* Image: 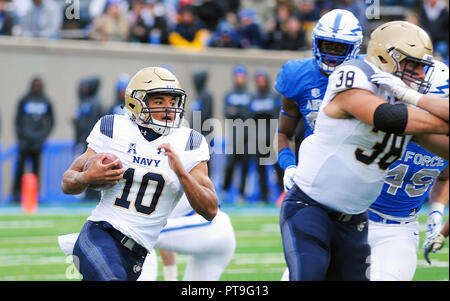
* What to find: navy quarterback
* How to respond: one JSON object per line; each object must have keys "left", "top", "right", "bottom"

{"left": 61, "top": 67, "right": 218, "bottom": 281}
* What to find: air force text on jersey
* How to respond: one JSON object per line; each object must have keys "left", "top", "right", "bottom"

{"left": 402, "top": 150, "right": 446, "bottom": 167}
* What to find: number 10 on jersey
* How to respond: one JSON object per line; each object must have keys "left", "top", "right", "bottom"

{"left": 114, "top": 168, "right": 165, "bottom": 215}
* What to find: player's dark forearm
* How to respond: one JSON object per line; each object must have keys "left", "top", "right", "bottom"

{"left": 177, "top": 172, "right": 218, "bottom": 221}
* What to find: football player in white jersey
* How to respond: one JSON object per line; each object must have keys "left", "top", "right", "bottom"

{"left": 137, "top": 194, "right": 236, "bottom": 281}
{"left": 279, "top": 21, "right": 449, "bottom": 281}
{"left": 60, "top": 67, "right": 218, "bottom": 281}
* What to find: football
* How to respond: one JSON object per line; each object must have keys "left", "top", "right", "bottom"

{"left": 83, "top": 153, "right": 122, "bottom": 191}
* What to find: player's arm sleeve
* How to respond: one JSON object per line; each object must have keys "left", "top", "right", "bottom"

{"left": 275, "top": 61, "right": 303, "bottom": 99}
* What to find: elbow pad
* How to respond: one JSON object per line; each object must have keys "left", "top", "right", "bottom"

{"left": 373, "top": 103, "right": 408, "bottom": 134}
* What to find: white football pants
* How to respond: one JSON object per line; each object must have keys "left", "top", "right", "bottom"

{"left": 138, "top": 210, "right": 236, "bottom": 281}
{"left": 368, "top": 220, "right": 419, "bottom": 281}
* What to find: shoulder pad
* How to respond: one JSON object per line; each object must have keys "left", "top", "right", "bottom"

{"left": 339, "top": 59, "right": 375, "bottom": 79}
{"left": 100, "top": 114, "right": 114, "bottom": 138}
{"left": 185, "top": 129, "right": 203, "bottom": 151}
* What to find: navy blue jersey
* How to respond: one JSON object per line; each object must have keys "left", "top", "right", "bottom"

{"left": 370, "top": 142, "right": 448, "bottom": 217}
{"left": 275, "top": 57, "right": 328, "bottom": 137}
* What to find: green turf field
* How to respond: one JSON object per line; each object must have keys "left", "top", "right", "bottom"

{"left": 0, "top": 209, "right": 448, "bottom": 281}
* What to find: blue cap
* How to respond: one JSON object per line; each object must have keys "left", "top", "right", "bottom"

{"left": 233, "top": 64, "right": 248, "bottom": 76}
{"left": 238, "top": 8, "right": 256, "bottom": 20}
{"left": 106, "top": 0, "right": 123, "bottom": 7}
{"left": 254, "top": 68, "right": 268, "bottom": 78}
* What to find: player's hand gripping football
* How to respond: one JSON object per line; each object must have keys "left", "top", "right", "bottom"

{"left": 157, "top": 143, "right": 186, "bottom": 177}
{"left": 81, "top": 153, "right": 124, "bottom": 189}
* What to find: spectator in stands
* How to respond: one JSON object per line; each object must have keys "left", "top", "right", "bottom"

{"left": 297, "top": 0, "right": 320, "bottom": 22}
{"left": 129, "top": 0, "right": 169, "bottom": 44}
{"left": 20, "top": 0, "right": 62, "bottom": 38}
{"left": 0, "top": 0, "right": 14, "bottom": 36}
{"left": 236, "top": 8, "right": 264, "bottom": 49}
{"left": 278, "top": 15, "right": 308, "bottom": 50}
{"left": 249, "top": 69, "right": 281, "bottom": 203}
{"left": 196, "top": 0, "right": 224, "bottom": 32}
{"left": 168, "top": 4, "right": 210, "bottom": 49}
{"left": 89, "top": 0, "right": 130, "bottom": 42}
{"left": 404, "top": 10, "right": 421, "bottom": 26}
{"left": 190, "top": 69, "right": 214, "bottom": 175}
{"left": 208, "top": 18, "right": 240, "bottom": 48}
{"left": 264, "top": 3, "right": 292, "bottom": 49}
{"left": 190, "top": 69, "right": 214, "bottom": 136}
{"left": 73, "top": 76, "right": 104, "bottom": 157}
{"left": 146, "top": 0, "right": 171, "bottom": 44}
{"left": 240, "top": 0, "right": 275, "bottom": 28}
{"left": 108, "top": 73, "right": 129, "bottom": 115}
{"left": 222, "top": 64, "right": 252, "bottom": 203}
{"left": 128, "top": 0, "right": 148, "bottom": 43}
{"left": 72, "top": 76, "right": 104, "bottom": 201}
{"left": 12, "top": 76, "right": 54, "bottom": 203}
{"left": 419, "top": 0, "right": 449, "bottom": 59}
{"left": 89, "top": 0, "right": 129, "bottom": 21}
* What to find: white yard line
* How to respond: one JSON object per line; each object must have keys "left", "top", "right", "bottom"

{"left": 0, "top": 220, "right": 56, "bottom": 229}
{"left": 0, "top": 246, "right": 62, "bottom": 255}
{"left": 0, "top": 274, "right": 70, "bottom": 281}
{"left": 0, "top": 236, "right": 57, "bottom": 244}
{"left": 0, "top": 255, "right": 67, "bottom": 267}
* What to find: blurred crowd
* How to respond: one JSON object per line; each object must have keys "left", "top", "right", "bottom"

{"left": 0, "top": 0, "right": 447, "bottom": 58}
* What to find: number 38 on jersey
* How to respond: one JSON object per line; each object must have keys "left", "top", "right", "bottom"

{"left": 355, "top": 128, "right": 407, "bottom": 170}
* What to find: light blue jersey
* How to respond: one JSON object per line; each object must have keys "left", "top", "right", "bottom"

{"left": 370, "top": 142, "right": 448, "bottom": 217}
{"left": 275, "top": 58, "right": 328, "bottom": 137}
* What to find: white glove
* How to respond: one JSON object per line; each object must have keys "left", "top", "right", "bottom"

{"left": 370, "top": 72, "right": 422, "bottom": 106}
{"left": 424, "top": 233, "right": 446, "bottom": 264}
{"left": 283, "top": 165, "right": 296, "bottom": 191}
{"left": 423, "top": 210, "right": 444, "bottom": 250}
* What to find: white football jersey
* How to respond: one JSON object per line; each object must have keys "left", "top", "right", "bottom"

{"left": 169, "top": 194, "right": 195, "bottom": 218}
{"left": 85, "top": 114, "right": 210, "bottom": 252}
{"left": 294, "top": 60, "right": 412, "bottom": 214}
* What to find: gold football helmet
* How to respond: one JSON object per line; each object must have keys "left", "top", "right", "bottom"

{"left": 125, "top": 67, "right": 186, "bottom": 135}
{"left": 366, "top": 21, "right": 434, "bottom": 93}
